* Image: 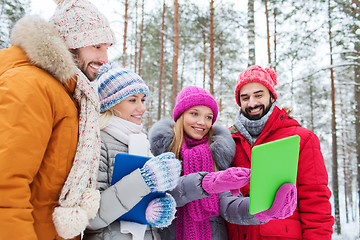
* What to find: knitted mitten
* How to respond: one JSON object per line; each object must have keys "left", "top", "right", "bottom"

{"left": 145, "top": 193, "right": 176, "bottom": 228}
{"left": 254, "top": 183, "right": 297, "bottom": 222}
{"left": 202, "top": 167, "right": 251, "bottom": 196}
{"left": 140, "top": 152, "right": 181, "bottom": 192}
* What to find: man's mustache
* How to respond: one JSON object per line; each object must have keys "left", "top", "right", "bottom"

{"left": 245, "top": 105, "right": 264, "bottom": 113}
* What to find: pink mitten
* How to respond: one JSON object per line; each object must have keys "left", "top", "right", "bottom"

{"left": 202, "top": 167, "right": 251, "bottom": 196}
{"left": 254, "top": 183, "right": 297, "bottom": 222}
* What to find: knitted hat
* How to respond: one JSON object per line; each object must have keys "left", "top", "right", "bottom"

{"left": 96, "top": 62, "right": 149, "bottom": 112}
{"left": 173, "top": 86, "right": 218, "bottom": 123}
{"left": 235, "top": 65, "right": 278, "bottom": 107}
{"left": 50, "top": 0, "right": 116, "bottom": 49}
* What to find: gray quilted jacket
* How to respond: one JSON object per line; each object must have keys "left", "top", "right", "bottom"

{"left": 83, "top": 131, "right": 159, "bottom": 240}
{"left": 148, "top": 119, "right": 262, "bottom": 240}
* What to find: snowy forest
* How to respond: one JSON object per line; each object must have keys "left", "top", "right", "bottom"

{"left": 1, "top": 0, "right": 359, "bottom": 239}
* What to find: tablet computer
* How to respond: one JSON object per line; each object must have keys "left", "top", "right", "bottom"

{"left": 249, "top": 135, "right": 300, "bottom": 215}
{"left": 111, "top": 153, "right": 166, "bottom": 224}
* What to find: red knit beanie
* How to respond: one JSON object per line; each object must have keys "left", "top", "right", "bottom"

{"left": 235, "top": 65, "right": 278, "bottom": 107}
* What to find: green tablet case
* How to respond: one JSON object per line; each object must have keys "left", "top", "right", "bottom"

{"left": 249, "top": 135, "right": 300, "bottom": 215}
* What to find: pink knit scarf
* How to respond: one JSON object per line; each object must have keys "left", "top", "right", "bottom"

{"left": 176, "top": 135, "right": 219, "bottom": 240}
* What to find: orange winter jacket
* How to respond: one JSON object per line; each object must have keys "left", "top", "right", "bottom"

{"left": 0, "top": 17, "right": 81, "bottom": 240}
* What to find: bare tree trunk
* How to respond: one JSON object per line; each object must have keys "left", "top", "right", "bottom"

{"left": 209, "top": 0, "right": 215, "bottom": 95}
{"left": 355, "top": 39, "right": 360, "bottom": 240}
{"left": 290, "top": 61, "right": 294, "bottom": 106}
{"left": 180, "top": 45, "right": 186, "bottom": 90}
{"left": 171, "top": 0, "right": 180, "bottom": 111}
{"left": 122, "top": 0, "right": 128, "bottom": 67}
{"left": 248, "top": 0, "right": 255, "bottom": 66}
{"left": 352, "top": 8, "right": 360, "bottom": 239}
{"left": 219, "top": 61, "right": 223, "bottom": 113}
{"left": 158, "top": 0, "right": 166, "bottom": 120}
{"left": 202, "top": 29, "right": 206, "bottom": 89}
{"left": 341, "top": 112, "right": 349, "bottom": 223}
{"left": 273, "top": 8, "right": 277, "bottom": 71}
{"left": 163, "top": 55, "right": 167, "bottom": 118}
{"left": 328, "top": 0, "right": 341, "bottom": 234}
{"left": 265, "top": 0, "right": 271, "bottom": 65}
{"left": 356, "top": 42, "right": 360, "bottom": 240}
{"left": 339, "top": 88, "right": 350, "bottom": 223}
{"left": 134, "top": 0, "right": 138, "bottom": 72}
{"left": 138, "top": 0, "right": 145, "bottom": 75}
{"left": 309, "top": 77, "right": 314, "bottom": 132}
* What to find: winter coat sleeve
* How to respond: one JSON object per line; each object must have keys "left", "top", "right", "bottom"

{"left": 86, "top": 140, "right": 151, "bottom": 230}
{"left": 0, "top": 70, "right": 56, "bottom": 239}
{"left": 296, "top": 131, "right": 334, "bottom": 239}
{"left": 169, "top": 172, "right": 210, "bottom": 207}
{"left": 218, "top": 191, "right": 263, "bottom": 225}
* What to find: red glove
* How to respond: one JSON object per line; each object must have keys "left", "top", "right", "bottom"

{"left": 202, "top": 167, "right": 251, "bottom": 196}
{"left": 254, "top": 183, "right": 297, "bottom": 222}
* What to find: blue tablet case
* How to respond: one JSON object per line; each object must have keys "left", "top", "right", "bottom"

{"left": 111, "top": 153, "right": 166, "bottom": 224}
{"left": 249, "top": 135, "right": 300, "bottom": 215}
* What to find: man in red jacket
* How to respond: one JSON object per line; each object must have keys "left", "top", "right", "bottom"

{"left": 227, "top": 65, "right": 334, "bottom": 240}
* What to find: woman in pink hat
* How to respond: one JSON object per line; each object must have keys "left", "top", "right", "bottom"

{"left": 149, "top": 86, "right": 297, "bottom": 240}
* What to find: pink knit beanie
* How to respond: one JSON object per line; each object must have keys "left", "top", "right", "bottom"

{"left": 235, "top": 65, "right": 278, "bottom": 107}
{"left": 173, "top": 86, "right": 218, "bottom": 123}
{"left": 50, "top": 0, "right": 116, "bottom": 49}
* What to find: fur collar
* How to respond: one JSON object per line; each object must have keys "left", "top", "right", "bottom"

{"left": 10, "top": 16, "right": 77, "bottom": 84}
{"left": 148, "top": 119, "right": 235, "bottom": 170}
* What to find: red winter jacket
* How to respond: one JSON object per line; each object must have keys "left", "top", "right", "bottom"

{"left": 227, "top": 106, "right": 334, "bottom": 240}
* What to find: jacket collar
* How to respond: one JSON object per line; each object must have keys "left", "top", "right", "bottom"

{"left": 10, "top": 16, "right": 77, "bottom": 85}
{"left": 232, "top": 106, "right": 300, "bottom": 145}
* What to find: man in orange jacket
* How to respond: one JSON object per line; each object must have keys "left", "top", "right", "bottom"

{"left": 227, "top": 65, "right": 334, "bottom": 240}
{"left": 0, "top": 0, "right": 115, "bottom": 239}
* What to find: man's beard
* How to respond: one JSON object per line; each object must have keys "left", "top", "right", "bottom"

{"left": 77, "top": 61, "right": 98, "bottom": 81}
{"left": 242, "top": 100, "right": 273, "bottom": 120}
{"left": 72, "top": 50, "right": 100, "bottom": 81}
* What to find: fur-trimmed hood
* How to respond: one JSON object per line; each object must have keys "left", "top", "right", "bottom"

{"left": 148, "top": 119, "right": 235, "bottom": 170}
{"left": 9, "top": 15, "right": 77, "bottom": 84}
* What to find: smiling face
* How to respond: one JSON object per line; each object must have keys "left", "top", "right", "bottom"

{"left": 74, "top": 43, "right": 112, "bottom": 81}
{"left": 112, "top": 93, "right": 146, "bottom": 125}
{"left": 183, "top": 106, "right": 213, "bottom": 140}
{"left": 238, "top": 82, "right": 275, "bottom": 120}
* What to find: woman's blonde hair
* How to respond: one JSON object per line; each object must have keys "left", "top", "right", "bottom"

{"left": 99, "top": 109, "right": 114, "bottom": 130}
{"left": 168, "top": 114, "right": 215, "bottom": 159}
